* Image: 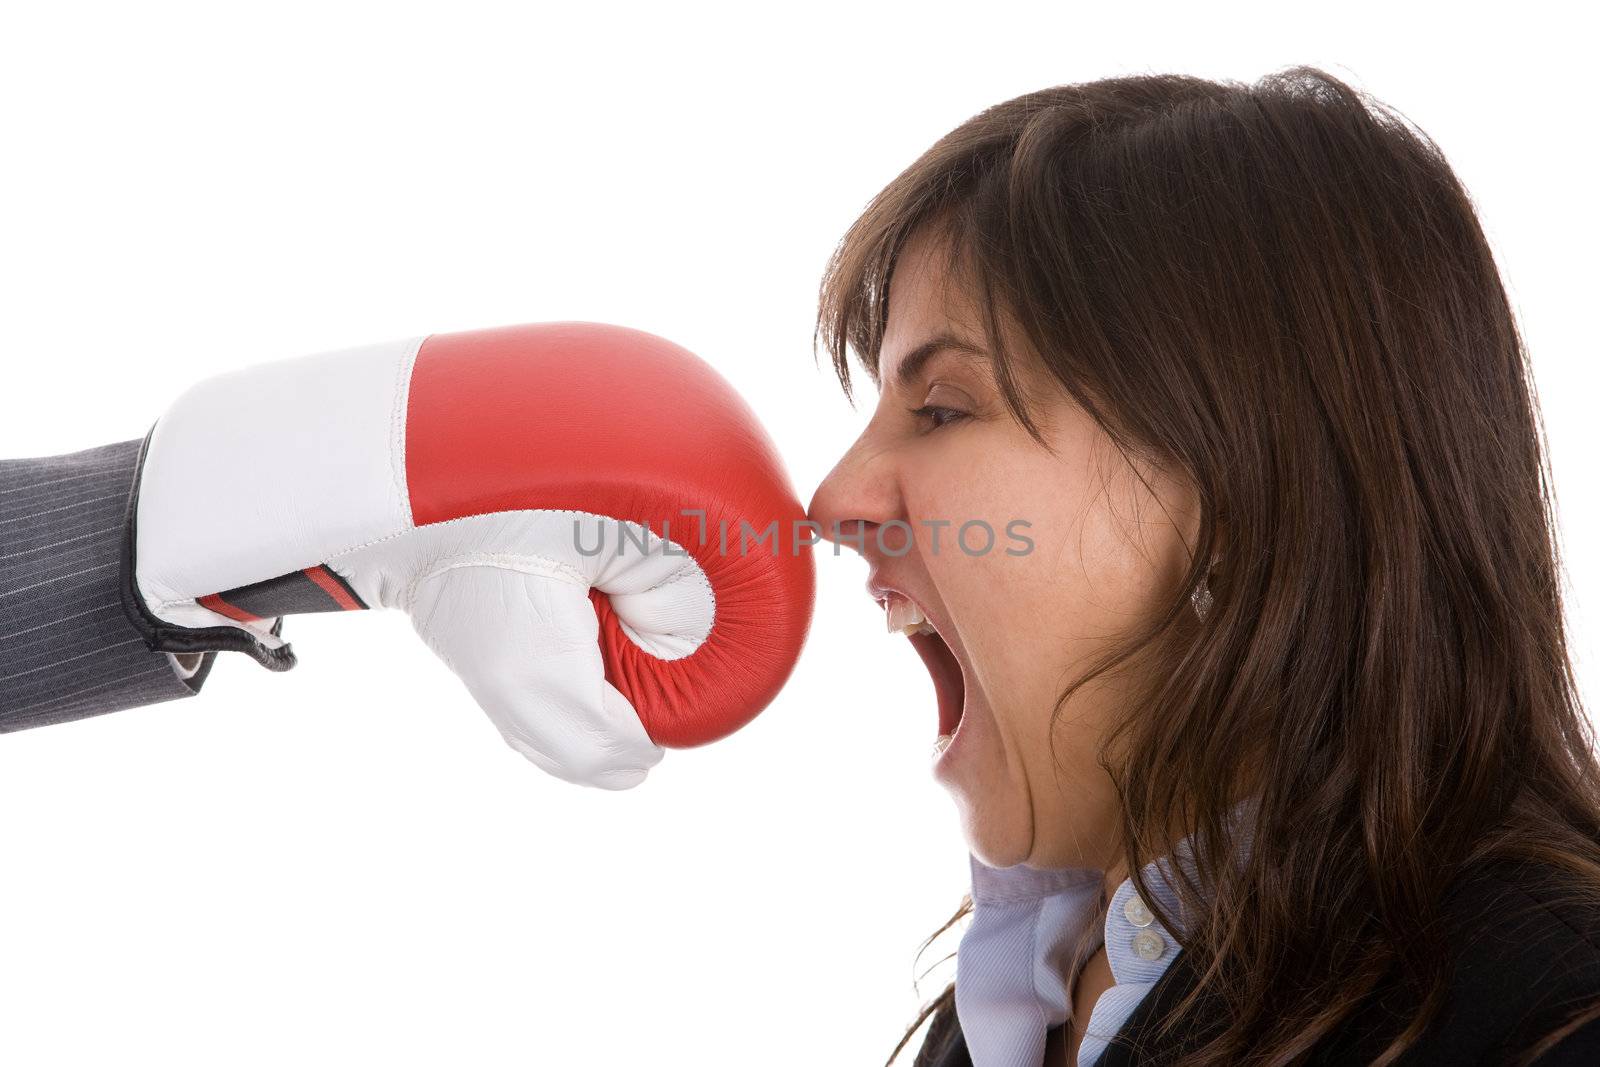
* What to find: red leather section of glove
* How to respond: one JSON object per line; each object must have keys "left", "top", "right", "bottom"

{"left": 403, "top": 322, "right": 815, "bottom": 748}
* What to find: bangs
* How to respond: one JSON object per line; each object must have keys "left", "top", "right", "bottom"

{"left": 811, "top": 159, "right": 1105, "bottom": 446}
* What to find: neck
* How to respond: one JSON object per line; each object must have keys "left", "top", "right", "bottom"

{"left": 1100, "top": 854, "right": 1130, "bottom": 903}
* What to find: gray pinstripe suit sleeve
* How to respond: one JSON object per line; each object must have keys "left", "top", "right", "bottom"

{"left": 0, "top": 438, "right": 217, "bottom": 731}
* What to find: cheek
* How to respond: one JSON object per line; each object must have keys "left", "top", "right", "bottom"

{"left": 1005, "top": 447, "right": 1185, "bottom": 645}
{"left": 912, "top": 452, "right": 1082, "bottom": 715}
{"left": 919, "top": 439, "right": 1186, "bottom": 730}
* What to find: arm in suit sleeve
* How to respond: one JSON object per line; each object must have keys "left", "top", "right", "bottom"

{"left": 0, "top": 437, "right": 222, "bottom": 730}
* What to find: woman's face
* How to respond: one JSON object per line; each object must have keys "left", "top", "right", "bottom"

{"left": 808, "top": 227, "right": 1200, "bottom": 871}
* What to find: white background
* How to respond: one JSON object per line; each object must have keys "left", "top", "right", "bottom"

{"left": 1, "top": 3, "right": 1594, "bottom": 1065}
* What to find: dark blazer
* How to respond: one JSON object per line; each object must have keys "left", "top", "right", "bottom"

{"left": 917, "top": 856, "right": 1600, "bottom": 1065}
{"left": 1, "top": 439, "right": 218, "bottom": 730}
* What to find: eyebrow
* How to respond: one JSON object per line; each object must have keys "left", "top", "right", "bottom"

{"left": 883, "top": 332, "right": 989, "bottom": 391}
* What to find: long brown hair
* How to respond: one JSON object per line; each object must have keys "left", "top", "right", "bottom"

{"left": 814, "top": 66, "right": 1600, "bottom": 1066}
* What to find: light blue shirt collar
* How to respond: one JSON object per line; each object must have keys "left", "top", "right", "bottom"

{"left": 953, "top": 800, "right": 1255, "bottom": 1066}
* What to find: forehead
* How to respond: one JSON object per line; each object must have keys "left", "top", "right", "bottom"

{"left": 877, "top": 228, "right": 984, "bottom": 386}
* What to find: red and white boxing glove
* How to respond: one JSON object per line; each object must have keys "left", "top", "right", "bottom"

{"left": 120, "top": 322, "right": 815, "bottom": 789}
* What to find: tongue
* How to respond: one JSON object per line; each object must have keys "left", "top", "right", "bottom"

{"left": 907, "top": 631, "right": 965, "bottom": 736}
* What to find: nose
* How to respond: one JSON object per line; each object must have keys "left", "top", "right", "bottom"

{"left": 806, "top": 432, "right": 903, "bottom": 559}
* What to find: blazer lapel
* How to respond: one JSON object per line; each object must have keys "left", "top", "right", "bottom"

{"left": 922, "top": 947, "right": 1226, "bottom": 1067}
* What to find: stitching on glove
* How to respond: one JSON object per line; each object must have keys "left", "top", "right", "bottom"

{"left": 387, "top": 335, "right": 423, "bottom": 530}
{"left": 321, "top": 508, "right": 711, "bottom": 572}
{"left": 401, "top": 552, "right": 589, "bottom": 613}
{"left": 156, "top": 509, "right": 718, "bottom": 630}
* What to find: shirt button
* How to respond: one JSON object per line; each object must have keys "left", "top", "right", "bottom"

{"left": 1122, "top": 894, "right": 1154, "bottom": 928}
{"left": 1131, "top": 929, "right": 1166, "bottom": 961}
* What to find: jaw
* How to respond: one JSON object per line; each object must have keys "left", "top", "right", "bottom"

{"left": 915, "top": 637, "right": 1040, "bottom": 870}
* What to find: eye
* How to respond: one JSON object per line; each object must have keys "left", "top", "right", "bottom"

{"left": 909, "top": 404, "right": 970, "bottom": 430}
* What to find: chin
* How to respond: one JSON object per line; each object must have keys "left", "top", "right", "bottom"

{"left": 949, "top": 786, "right": 1035, "bottom": 869}
{"left": 877, "top": 591, "right": 1038, "bottom": 868}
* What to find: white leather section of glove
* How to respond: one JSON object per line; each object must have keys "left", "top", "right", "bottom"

{"left": 135, "top": 335, "right": 421, "bottom": 624}
{"left": 329, "top": 510, "right": 715, "bottom": 660}
{"left": 407, "top": 565, "right": 663, "bottom": 790}
{"left": 331, "top": 511, "right": 713, "bottom": 790}
{"left": 330, "top": 510, "right": 712, "bottom": 788}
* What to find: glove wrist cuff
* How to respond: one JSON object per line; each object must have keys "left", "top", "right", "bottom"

{"left": 118, "top": 425, "right": 298, "bottom": 672}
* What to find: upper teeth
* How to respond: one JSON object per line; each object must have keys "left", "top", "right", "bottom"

{"left": 886, "top": 597, "right": 935, "bottom": 636}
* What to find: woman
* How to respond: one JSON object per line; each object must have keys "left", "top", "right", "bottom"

{"left": 807, "top": 66, "right": 1600, "bottom": 1065}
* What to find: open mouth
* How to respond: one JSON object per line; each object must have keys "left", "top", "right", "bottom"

{"left": 885, "top": 596, "right": 967, "bottom": 752}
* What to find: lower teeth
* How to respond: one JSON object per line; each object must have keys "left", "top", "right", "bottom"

{"left": 932, "top": 733, "right": 953, "bottom": 757}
